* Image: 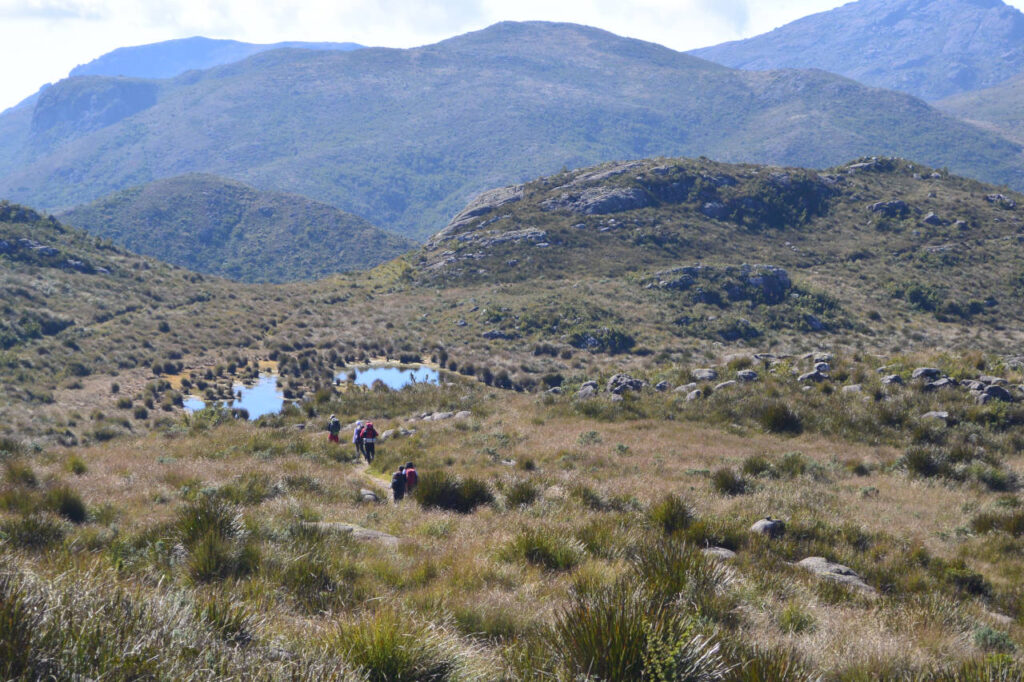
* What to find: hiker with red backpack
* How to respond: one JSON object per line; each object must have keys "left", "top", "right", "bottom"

{"left": 353, "top": 420, "right": 366, "bottom": 460}
{"left": 404, "top": 462, "right": 418, "bottom": 493}
{"left": 360, "top": 421, "right": 378, "bottom": 463}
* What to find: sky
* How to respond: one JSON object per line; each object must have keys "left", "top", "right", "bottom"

{"left": 2, "top": 0, "right": 1023, "bottom": 112}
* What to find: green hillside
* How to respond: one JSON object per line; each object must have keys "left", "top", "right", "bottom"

{"left": 937, "top": 73, "right": 1024, "bottom": 144}
{"left": 0, "top": 22, "right": 1021, "bottom": 239}
{"left": 59, "top": 174, "right": 413, "bottom": 283}
{"left": 692, "top": 0, "right": 1024, "bottom": 101}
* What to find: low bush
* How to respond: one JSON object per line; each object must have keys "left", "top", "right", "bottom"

{"left": 330, "top": 608, "right": 458, "bottom": 682}
{"left": 0, "top": 514, "right": 65, "bottom": 549}
{"left": 414, "top": 472, "right": 493, "bottom": 513}
{"left": 4, "top": 459, "right": 37, "bottom": 487}
{"left": 64, "top": 455, "right": 88, "bottom": 476}
{"left": 44, "top": 485, "right": 87, "bottom": 523}
{"left": 711, "top": 468, "right": 747, "bottom": 496}
{"left": 505, "top": 480, "right": 539, "bottom": 507}
{"left": 648, "top": 493, "right": 694, "bottom": 535}
{"left": 505, "top": 527, "right": 584, "bottom": 571}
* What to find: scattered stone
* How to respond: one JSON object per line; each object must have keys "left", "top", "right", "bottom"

{"left": 714, "top": 380, "right": 737, "bottom": 391}
{"left": 868, "top": 199, "right": 911, "bottom": 218}
{"left": 813, "top": 353, "right": 833, "bottom": 364}
{"left": 692, "top": 368, "right": 719, "bottom": 382}
{"left": 454, "top": 411, "right": 472, "bottom": 419}
{"left": 455, "top": 319, "right": 467, "bottom": 327}
{"left": 881, "top": 374, "right": 904, "bottom": 386}
{"left": 921, "top": 411, "right": 950, "bottom": 424}
{"left": 814, "top": 362, "right": 831, "bottom": 373}
{"left": 655, "top": 380, "right": 671, "bottom": 392}
{"left": 686, "top": 389, "right": 703, "bottom": 402}
{"left": 804, "top": 314, "right": 826, "bottom": 332}
{"left": 576, "top": 383, "right": 598, "bottom": 399}
{"left": 609, "top": 394, "right": 624, "bottom": 403}
{"left": 546, "top": 387, "right": 564, "bottom": 395}
{"left": 798, "top": 371, "right": 827, "bottom": 383}
{"left": 607, "top": 374, "right": 645, "bottom": 395}
{"left": 797, "top": 557, "right": 877, "bottom": 596}
{"left": 302, "top": 522, "right": 397, "bottom": 546}
{"left": 979, "top": 375, "right": 1008, "bottom": 386}
{"left": 736, "top": 370, "right": 759, "bottom": 382}
{"left": 431, "top": 412, "right": 455, "bottom": 421}
{"left": 924, "top": 378, "right": 956, "bottom": 391}
{"left": 482, "top": 329, "right": 518, "bottom": 340}
{"left": 962, "top": 380, "right": 986, "bottom": 391}
{"left": 922, "top": 212, "right": 942, "bottom": 226}
{"left": 674, "top": 382, "right": 698, "bottom": 394}
{"left": 359, "top": 489, "right": 381, "bottom": 503}
{"left": 976, "top": 392, "right": 994, "bottom": 405}
{"left": 702, "top": 547, "right": 737, "bottom": 561}
{"left": 380, "top": 429, "right": 396, "bottom": 441}
{"left": 750, "top": 517, "right": 786, "bottom": 538}
{"left": 912, "top": 367, "right": 942, "bottom": 381}
{"left": 842, "top": 384, "right": 863, "bottom": 394}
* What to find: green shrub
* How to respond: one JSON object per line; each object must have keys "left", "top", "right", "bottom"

{"left": 4, "top": 459, "right": 37, "bottom": 487}
{"left": 506, "top": 480, "right": 539, "bottom": 507}
{"left": 778, "top": 603, "right": 816, "bottom": 634}
{"left": 630, "top": 539, "right": 730, "bottom": 607}
{"left": 974, "top": 626, "right": 1016, "bottom": 653}
{"left": 45, "top": 485, "right": 87, "bottom": 523}
{"left": 115, "top": 397, "right": 133, "bottom": 409}
{"left": 755, "top": 400, "right": 803, "bottom": 434}
{"left": 711, "top": 468, "right": 747, "bottom": 496}
{"left": 505, "top": 527, "right": 584, "bottom": 571}
{"left": 65, "top": 455, "right": 88, "bottom": 476}
{"left": 414, "top": 472, "right": 493, "bottom": 514}
{"left": 331, "top": 608, "right": 457, "bottom": 682}
{"left": 0, "top": 514, "right": 65, "bottom": 549}
{"left": 216, "top": 472, "right": 278, "bottom": 506}
{"left": 177, "top": 496, "right": 240, "bottom": 547}
{"left": 971, "top": 510, "right": 1024, "bottom": 536}
{"left": 741, "top": 455, "right": 776, "bottom": 478}
{"left": 649, "top": 494, "right": 694, "bottom": 535}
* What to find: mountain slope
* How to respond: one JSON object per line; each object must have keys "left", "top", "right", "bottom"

{"left": 69, "top": 36, "right": 362, "bottom": 80}
{"left": 936, "top": 73, "right": 1024, "bottom": 143}
{"left": 692, "top": 0, "right": 1024, "bottom": 101}
{"left": 0, "top": 22, "right": 1021, "bottom": 239}
{"left": 59, "top": 174, "right": 413, "bottom": 283}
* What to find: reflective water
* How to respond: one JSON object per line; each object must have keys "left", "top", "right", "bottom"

{"left": 183, "top": 373, "right": 286, "bottom": 420}
{"left": 338, "top": 365, "right": 440, "bottom": 389}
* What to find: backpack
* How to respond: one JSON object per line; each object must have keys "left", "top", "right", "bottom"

{"left": 327, "top": 417, "right": 339, "bottom": 433}
{"left": 362, "top": 423, "right": 378, "bottom": 439}
{"left": 405, "top": 468, "right": 418, "bottom": 488}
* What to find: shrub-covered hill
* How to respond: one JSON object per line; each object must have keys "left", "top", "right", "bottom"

{"left": 0, "top": 21, "right": 1022, "bottom": 239}
{"left": 937, "top": 73, "right": 1024, "bottom": 145}
{"left": 59, "top": 174, "right": 414, "bottom": 283}
{"left": 409, "top": 156, "right": 1024, "bottom": 353}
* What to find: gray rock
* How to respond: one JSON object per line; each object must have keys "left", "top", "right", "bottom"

{"left": 924, "top": 378, "right": 956, "bottom": 391}
{"left": 431, "top": 411, "right": 455, "bottom": 421}
{"left": 431, "top": 185, "right": 525, "bottom": 242}
{"left": 979, "top": 375, "right": 1007, "bottom": 386}
{"left": 750, "top": 517, "right": 785, "bottom": 538}
{"left": 546, "top": 387, "right": 564, "bottom": 395}
{"left": 868, "top": 199, "right": 911, "bottom": 218}
{"left": 881, "top": 374, "right": 904, "bottom": 386}
{"left": 797, "top": 557, "right": 877, "bottom": 596}
{"left": 714, "top": 380, "right": 737, "bottom": 391}
{"left": 482, "top": 329, "right": 519, "bottom": 340}
{"left": 359, "top": 489, "right": 381, "bottom": 503}
{"left": 455, "top": 319, "right": 467, "bottom": 327}
{"left": 984, "top": 385, "right": 1015, "bottom": 403}
{"left": 804, "top": 314, "right": 825, "bottom": 332}
{"left": 702, "top": 201, "right": 729, "bottom": 220}
{"left": 686, "top": 389, "right": 703, "bottom": 402}
{"left": 0, "top": 240, "right": 9, "bottom": 253}
{"left": 607, "top": 374, "right": 645, "bottom": 395}
{"left": 380, "top": 429, "right": 396, "bottom": 441}
{"left": 454, "top": 411, "right": 472, "bottom": 419}
{"left": 922, "top": 212, "right": 942, "bottom": 226}
{"left": 736, "top": 370, "right": 759, "bottom": 382}
{"left": 814, "top": 362, "right": 830, "bottom": 373}
{"left": 655, "top": 380, "right": 671, "bottom": 392}
{"left": 674, "top": 382, "right": 698, "bottom": 394}
{"left": 813, "top": 353, "right": 833, "bottom": 364}
{"left": 692, "top": 368, "right": 719, "bottom": 382}
{"left": 609, "top": 394, "right": 624, "bottom": 403}
{"left": 841, "top": 384, "right": 863, "bottom": 394}
{"left": 302, "top": 522, "right": 397, "bottom": 546}
{"left": 576, "top": 385, "right": 598, "bottom": 400}
{"left": 798, "top": 371, "right": 827, "bottom": 383}
{"left": 922, "top": 411, "right": 950, "bottom": 423}
{"left": 912, "top": 367, "right": 942, "bottom": 381}
{"left": 962, "top": 380, "right": 986, "bottom": 391}
{"left": 976, "top": 392, "right": 994, "bottom": 405}
{"left": 702, "top": 547, "right": 737, "bottom": 561}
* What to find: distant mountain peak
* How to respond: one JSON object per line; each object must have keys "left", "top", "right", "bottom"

{"left": 693, "top": 0, "right": 1024, "bottom": 100}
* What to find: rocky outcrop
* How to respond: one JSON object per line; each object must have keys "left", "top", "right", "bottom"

{"left": 797, "top": 557, "right": 877, "bottom": 596}
{"left": 541, "top": 186, "right": 651, "bottom": 215}
{"left": 750, "top": 517, "right": 785, "bottom": 538}
{"left": 607, "top": 374, "right": 645, "bottom": 395}
{"left": 430, "top": 185, "right": 525, "bottom": 242}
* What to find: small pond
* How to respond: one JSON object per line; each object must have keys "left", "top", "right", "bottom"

{"left": 183, "top": 374, "right": 286, "bottom": 420}
{"left": 338, "top": 365, "right": 440, "bottom": 390}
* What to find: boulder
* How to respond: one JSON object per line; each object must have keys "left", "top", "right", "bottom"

{"left": 714, "top": 380, "right": 737, "bottom": 391}
{"left": 868, "top": 199, "right": 911, "bottom": 218}
{"left": 881, "top": 374, "right": 904, "bottom": 386}
{"left": 798, "top": 371, "right": 827, "bottom": 383}
{"left": 482, "top": 329, "right": 519, "bottom": 340}
{"left": 736, "top": 370, "right": 759, "bottom": 382}
{"left": 607, "top": 374, "right": 645, "bottom": 395}
{"left": 912, "top": 367, "right": 942, "bottom": 381}
{"left": 922, "top": 212, "right": 943, "bottom": 226}
{"left": 546, "top": 387, "right": 564, "bottom": 395}
{"left": 813, "top": 353, "right": 833, "bottom": 364}
{"left": 692, "top": 368, "right": 719, "bottom": 382}
{"left": 984, "top": 385, "right": 1015, "bottom": 403}
{"left": 750, "top": 517, "right": 785, "bottom": 538}
{"left": 702, "top": 547, "right": 737, "bottom": 561}
{"left": 842, "top": 384, "right": 863, "bottom": 394}
{"left": 797, "top": 557, "right": 877, "bottom": 596}
{"left": 686, "top": 389, "right": 703, "bottom": 402}
{"left": 359, "top": 489, "right": 381, "bottom": 503}
{"left": 924, "top": 378, "right": 956, "bottom": 391}
{"left": 454, "top": 411, "right": 472, "bottom": 419}
{"left": 921, "top": 411, "right": 950, "bottom": 424}
{"left": 814, "top": 362, "right": 830, "bottom": 373}
{"left": 976, "top": 392, "right": 994, "bottom": 405}
{"left": 979, "top": 375, "right": 1008, "bottom": 386}
{"left": 576, "top": 383, "right": 598, "bottom": 400}
{"left": 674, "top": 382, "right": 698, "bottom": 394}
{"left": 609, "top": 394, "right": 624, "bottom": 403}
{"left": 962, "top": 380, "right": 986, "bottom": 391}
{"left": 655, "top": 380, "right": 671, "bottom": 392}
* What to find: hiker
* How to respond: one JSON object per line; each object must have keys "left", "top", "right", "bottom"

{"left": 391, "top": 465, "right": 407, "bottom": 502}
{"left": 361, "top": 421, "right": 378, "bottom": 463}
{"left": 326, "top": 414, "right": 341, "bottom": 443}
{"left": 353, "top": 420, "right": 365, "bottom": 460}
{"left": 404, "top": 461, "right": 418, "bottom": 493}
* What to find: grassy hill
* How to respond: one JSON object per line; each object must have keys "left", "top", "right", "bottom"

{"left": 6, "top": 157, "right": 1024, "bottom": 678}
{"left": 692, "top": 0, "right": 1024, "bottom": 101}
{"left": 0, "top": 22, "right": 1021, "bottom": 239}
{"left": 937, "top": 73, "right": 1024, "bottom": 144}
{"left": 59, "top": 174, "right": 414, "bottom": 283}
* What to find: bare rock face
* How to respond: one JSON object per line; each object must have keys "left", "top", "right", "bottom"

{"left": 541, "top": 186, "right": 652, "bottom": 215}
{"left": 797, "top": 557, "right": 877, "bottom": 596}
{"left": 430, "top": 185, "right": 524, "bottom": 243}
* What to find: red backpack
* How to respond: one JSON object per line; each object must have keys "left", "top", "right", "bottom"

{"left": 405, "top": 467, "right": 418, "bottom": 488}
{"left": 362, "top": 423, "right": 378, "bottom": 439}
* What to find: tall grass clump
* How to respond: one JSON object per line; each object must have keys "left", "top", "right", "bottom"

{"left": 753, "top": 399, "right": 803, "bottom": 435}
{"left": 649, "top": 493, "right": 695, "bottom": 535}
{"left": 44, "top": 486, "right": 87, "bottom": 523}
{"left": 711, "top": 468, "right": 747, "bottom": 496}
{"left": 414, "top": 471, "right": 493, "bottom": 513}
{"left": 0, "top": 573, "right": 35, "bottom": 678}
{"left": 631, "top": 539, "right": 732, "bottom": 609}
{"left": 176, "top": 496, "right": 259, "bottom": 582}
{"left": 330, "top": 608, "right": 459, "bottom": 682}
{"left": 505, "top": 480, "right": 539, "bottom": 507}
{"left": 4, "top": 459, "right": 37, "bottom": 487}
{"left": 552, "top": 579, "right": 729, "bottom": 681}
{"left": 504, "top": 527, "right": 585, "bottom": 571}
{"left": 0, "top": 514, "right": 65, "bottom": 549}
